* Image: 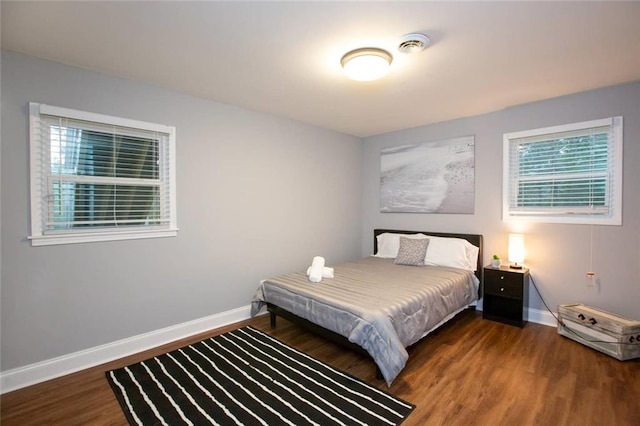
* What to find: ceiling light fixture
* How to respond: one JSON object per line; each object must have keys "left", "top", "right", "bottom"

{"left": 341, "top": 47, "right": 393, "bottom": 82}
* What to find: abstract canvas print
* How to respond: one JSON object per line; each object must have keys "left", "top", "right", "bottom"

{"left": 380, "top": 136, "right": 475, "bottom": 213}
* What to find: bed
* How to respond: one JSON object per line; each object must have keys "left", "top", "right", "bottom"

{"left": 251, "top": 229, "right": 483, "bottom": 386}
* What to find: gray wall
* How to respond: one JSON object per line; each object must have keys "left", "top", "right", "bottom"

{"left": 0, "top": 51, "right": 363, "bottom": 371}
{"left": 362, "top": 82, "right": 640, "bottom": 320}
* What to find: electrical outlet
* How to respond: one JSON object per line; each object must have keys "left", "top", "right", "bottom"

{"left": 586, "top": 272, "right": 596, "bottom": 287}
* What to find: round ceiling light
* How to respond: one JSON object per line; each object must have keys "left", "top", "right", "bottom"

{"left": 340, "top": 48, "right": 393, "bottom": 82}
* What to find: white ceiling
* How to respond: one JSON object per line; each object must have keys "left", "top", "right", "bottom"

{"left": 2, "top": 1, "right": 640, "bottom": 137}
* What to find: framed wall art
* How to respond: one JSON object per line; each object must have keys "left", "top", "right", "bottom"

{"left": 380, "top": 135, "right": 475, "bottom": 214}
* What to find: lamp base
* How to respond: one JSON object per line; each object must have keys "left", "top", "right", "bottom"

{"left": 509, "top": 263, "right": 523, "bottom": 270}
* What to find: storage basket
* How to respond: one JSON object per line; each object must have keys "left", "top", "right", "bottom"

{"left": 557, "top": 303, "right": 640, "bottom": 361}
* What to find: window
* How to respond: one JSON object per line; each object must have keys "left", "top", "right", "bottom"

{"left": 503, "top": 117, "right": 622, "bottom": 225}
{"left": 29, "top": 103, "right": 177, "bottom": 246}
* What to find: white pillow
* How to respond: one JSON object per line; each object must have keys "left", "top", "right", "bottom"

{"left": 374, "top": 233, "right": 427, "bottom": 258}
{"left": 424, "top": 236, "right": 479, "bottom": 271}
{"left": 464, "top": 243, "right": 480, "bottom": 271}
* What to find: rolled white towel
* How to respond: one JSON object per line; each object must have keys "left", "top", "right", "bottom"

{"left": 306, "top": 266, "right": 334, "bottom": 279}
{"left": 308, "top": 256, "right": 325, "bottom": 283}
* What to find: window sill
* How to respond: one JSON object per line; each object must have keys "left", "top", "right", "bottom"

{"left": 29, "top": 228, "right": 179, "bottom": 247}
{"left": 503, "top": 214, "right": 621, "bottom": 226}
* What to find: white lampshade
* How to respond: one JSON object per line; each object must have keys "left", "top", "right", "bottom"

{"left": 341, "top": 48, "right": 392, "bottom": 81}
{"left": 508, "top": 233, "right": 525, "bottom": 268}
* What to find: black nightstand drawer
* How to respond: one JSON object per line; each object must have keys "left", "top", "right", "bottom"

{"left": 484, "top": 270, "right": 522, "bottom": 299}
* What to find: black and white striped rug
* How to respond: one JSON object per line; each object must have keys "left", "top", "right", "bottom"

{"left": 107, "top": 326, "right": 414, "bottom": 425}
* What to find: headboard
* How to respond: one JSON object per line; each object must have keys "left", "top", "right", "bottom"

{"left": 373, "top": 229, "right": 484, "bottom": 290}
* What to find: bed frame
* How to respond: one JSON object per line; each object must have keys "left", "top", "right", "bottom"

{"left": 267, "top": 229, "right": 484, "bottom": 380}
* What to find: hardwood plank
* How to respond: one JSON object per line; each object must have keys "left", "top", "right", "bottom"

{"left": 2, "top": 311, "right": 639, "bottom": 425}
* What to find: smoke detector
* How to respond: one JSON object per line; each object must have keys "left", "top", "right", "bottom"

{"left": 398, "top": 33, "right": 430, "bottom": 54}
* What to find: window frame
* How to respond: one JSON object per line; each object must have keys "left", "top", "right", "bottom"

{"left": 502, "top": 117, "right": 623, "bottom": 225}
{"left": 29, "top": 103, "right": 178, "bottom": 246}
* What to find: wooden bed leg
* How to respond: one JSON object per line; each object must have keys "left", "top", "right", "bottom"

{"left": 376, "top": 366, "right": 384, "bottom": 381}
{"left": 270, "top": 312, "right": 276, "bottom": 329}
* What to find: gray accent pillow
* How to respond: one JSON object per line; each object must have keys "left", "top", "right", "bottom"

{"left": 394, "top": 237, "right": 429, "bottom": 266}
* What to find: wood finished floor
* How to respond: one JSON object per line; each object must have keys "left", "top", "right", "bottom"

{"left": 2, "top": 310, "right": 639, "bottom": 425}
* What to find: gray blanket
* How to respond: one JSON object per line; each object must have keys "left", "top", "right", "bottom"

{"left": 251, "top": 256, "right": 479, "bottom": 386}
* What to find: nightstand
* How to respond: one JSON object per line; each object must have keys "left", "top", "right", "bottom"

{"left": 482, "top": 265, "right": 529, "bottom": 327}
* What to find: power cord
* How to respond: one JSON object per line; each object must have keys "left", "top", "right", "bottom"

{"left": 529, "top": 274, "right": 639, "bottom": 346}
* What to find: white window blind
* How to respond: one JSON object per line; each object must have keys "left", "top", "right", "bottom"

{"left": 29, "top": 103, "right": 178, "bottom": 246}
{"left": 503, "top": 117, "right": 622, "bottom": 225}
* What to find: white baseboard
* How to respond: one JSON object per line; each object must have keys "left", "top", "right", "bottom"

{"left": 0, "top": 304, "right": 254, "bottom": 394}
{"left": 527, "top": 307, "right": 558, "bottom": 327}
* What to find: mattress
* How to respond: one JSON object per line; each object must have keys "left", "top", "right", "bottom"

{"left": 251, "top": 256, "right": 479, "bottom": 385}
